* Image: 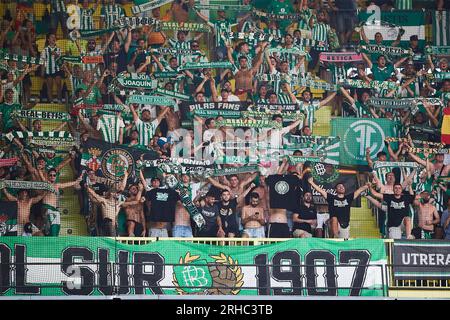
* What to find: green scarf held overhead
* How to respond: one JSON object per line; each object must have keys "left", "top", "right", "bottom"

{"left": 154, "top": 88, "right": 190, "bottom": 101}
{"left": 6, "top": 131, "right": 75, "bottom": 147}
{"left": 69, "top": 17, "right": 161, "bottom": 40}
{"left": 155, "top": 48, "right": 195, "bottom": 56}
{"left": 342, "top": 79, "right": 398, "bottom": 90}
{"left": 285, "top": 135, "right": 340, "bottom": 147}
{"left": 12, "top": 110, "right": 70, "bottom": 121}
{"left": 223, "top": 32, "right": 282, "bottom": 43}
{"left": 0, "top": 50, "right": 43, "bottom": 65}
{"left": 153, "top": 71, "right": 179, "bottom": 79}
{"left": 288, "top": 155, "right": 324, "bottom": 164}
{"left": 424, "top": 46, "right": 450, "bottom": 56}
{"left": 179, "top": 61, "right": 232, "bottom": 70}
{"left": 0, "top": 180, "right": 57, "bottom": 194}
{"left": 194, "top": 4, "right": 252, "bottom": 10}
{"left": 359, "top": 44, "right": 412, "bottom": 57}
{"left": 131, "top": 0, "right": 174, "bottom": 14}
{"left": 268, "top": 47, "right": 308, "bottom": 56}
{"left": 243, "top": 111, "right": 304, "bottom": 121}
{"left": 115, "top": 72, "right": 158, "bottom": 90}
{"left": 296, "top": 78, "right": 339, "bottom": 91}
{"left": 368, "top": 98, "right": 415, "bottom": 109}
{"left": 427, "top": 72, "right": 450, "bottom": 81}
{"left": 408, "top": 147, "right": 450, "bottom": 154}
{"left": 160, "top": 22, "right": 211, "bottom": 33}
{"left": 126, "top": 95, "right": 176, "bottom": 106}
{"left": 213, "top": 165, "right": 260, "bottom": 177}
{"left": 194, "top": 109, "right": 242, "bottom": 118}
{"left": 216, "top": 118, "right": 282, "bottom": 128}
{"left": 385, "top": 137, "right": 444, "bottom": 148}
{"left": 253, "top": 8, "right": 302, "bottom": 20}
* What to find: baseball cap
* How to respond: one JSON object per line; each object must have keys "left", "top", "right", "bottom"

{"left": 410, "top": 35, "right": 418, "bottom": 41}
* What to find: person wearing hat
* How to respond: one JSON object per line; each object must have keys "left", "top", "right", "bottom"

{"left": 408, "top": 35, "right": 424, "bottom": 70}
{"left": 129, "top": 103, "right": 170, "bottom": 147}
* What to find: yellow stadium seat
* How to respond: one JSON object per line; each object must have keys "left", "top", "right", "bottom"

{"left": 33, "top": 3, "right": 48, "bottom": 20}
{"left": 123, "top": 3, "right": 133, "bottom": 17}
{"left": 36, "top": 38, "right": 46, "bottom": 52}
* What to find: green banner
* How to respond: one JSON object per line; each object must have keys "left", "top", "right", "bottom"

{"left": 126, "top": 95, "right": 176, "bottom": 106}
{"left": 0, "top": 237, "right": 387, "bottom": 296}
{"left": 331, "top": 118, "right": 397, "bottom": 166}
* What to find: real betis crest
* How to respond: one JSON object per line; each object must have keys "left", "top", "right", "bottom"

{"left": 172, "top": 252, "right": 244, "bottom": 295}
{"left": 101, "top": 148, "right": 134, "bottom": 181}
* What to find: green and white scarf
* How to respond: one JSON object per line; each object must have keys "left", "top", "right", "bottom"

{"left": 253, "top": 9, "right": 302, "bottom": 20}
{"left": 297, "top": 78, "right": 339, "bottom": 91}
{"left": 154, "top": 88, "right": 190, "bottom": 101}
{"left": 424, "top": 46, "right": 450, "bottom": 56}
{"left": 194, "top": 109, "right": 241, "bottom": 118}
{"left": 115, "top": 72, "right": 158, "bottom": 90}
{"left": 385, "top": 137, "right": 444, "bottom": 148}
{"left": 288, "top": 155, "right": 324, "bottom": 164}
{"left": 223, "top": 31, "right": 282, "bottom": 42}
{"left": 153, "top": 71, "right": 179, "bottom": 79}
{"left": 126, "top": 95, "right": 176, "bottom": 106}
{"left": 179, "top": 61, "right": 232, "bottom": 70}
{"left": 132, "top": 0, "right": 173, "bottom": 14}
{"left": 160, "top": 22, "right": 211, "bottom": 33}
{"left": 216, "top": 118, "right": 282, "bottom": 128}
{"left": 0, "top": 50, "right": 43, "bottom": 65}
{"left": 268, "top": 47, "right": 308, "bottom": 56}
{"left": 13, "top": 110, "right": 70, "bottom": 121}
{"left": 155, "top": 48, "right": 195, "bottom": 56}
{"left": 359, "top": 44, "right": 412, "bottom": 57}
{"left": 0, "top": 180, "right": 57, "bottom": 194}
{"left": 243, "top": 111, "right": 303, "bottom": 121}
{"left": 408, "top": 147, "right": 450, "bottom": 154}
{"left": 285, "top": 135, "right": 340, "bottom": 147}
{"left": 342, "top": 79, "right": 397, "bottom": 90}
{"left": 195, "top": 4, "right": 252, "bottom": 11}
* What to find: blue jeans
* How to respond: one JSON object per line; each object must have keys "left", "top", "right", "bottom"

{"left": 172, "top": 225, "right": 193, "bottom": 238}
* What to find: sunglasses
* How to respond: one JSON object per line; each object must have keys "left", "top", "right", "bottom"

{"left": 49, "top": 174, "right": 57, "bottom": 177}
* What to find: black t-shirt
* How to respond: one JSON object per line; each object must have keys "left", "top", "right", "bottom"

{"left": 217, "top": 198, "right": 239, "bottom": 233}
{"left": 327, "top": 193, "right": 354, "bottom": 227}
{"left": 267, "top": 174, "right": 302, "bottom": 211}
{"left": 104, "top": 46, "right": 128, "bottom": 73}
{"left": 91, "top": 182, "right": 107, "bottom": 196}
{"left": 145, "top": 188, "right": 180, "bottom": 222}
{"left": 197, "top": 204, "right": 219, "bottom": 232}
{"left": 383, "top": 193, "right": 415, "bottom": 228}
{"left": 293, "top": 204, "right": 317, "bottom": 234}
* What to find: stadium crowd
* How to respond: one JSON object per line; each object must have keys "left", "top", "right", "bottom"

{"left": 0, "top": 0, "right": 450, "bottom": 241}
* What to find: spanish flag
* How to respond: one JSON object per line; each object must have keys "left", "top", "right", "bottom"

{"left": 442, "top": 108, "right": 450, "bottom": 144}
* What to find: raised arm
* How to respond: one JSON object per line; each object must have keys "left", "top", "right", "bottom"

{"left": 1, "top": 188, "right": 17, "bottom": 201}
{"left": 57, "top": 175, "right": 83, "bottom": 189}
{"left": 319, "top": 91, "right": 337, "bottom": 107}
{"left": 368, "top": 184, "right": 383, "bottom": 200}
{"left": 340, "top": 87, "right": 355, "bottom": 105}
{"left": 354, "top": 182, "right": 370, "bottom": 198}
{"left": 207, "top": 177, "right": 231, "bottom": 191}
{"left": 359, "top": 28, "right": 370, "bottom": 45}
{"left": 307, "top": 176, "right": 328, "bottom": 198}
{"left": 236, "top": 182, "right": 256, "bottom": 204}
{"left": 55, "top": 154, "right": 73, "bottom": 173}
{"left": 361, "top": 52, "right": 373, "bottom": 69}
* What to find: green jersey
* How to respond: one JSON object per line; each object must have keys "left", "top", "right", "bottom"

{"left": 80, "top": 7, "right": 95, "bottom": 31}
{"left": 135, "top": 118, "right": 159, "bottom": 146}
{"left": 0, "top": 102, "right": 21, "bottom": 130}
{"left": 101, "top": 4, "right": 125, "bottom": 29}
{"left": 75, "top": 83, "right": 101, "bottom": 105}
{"left": 96, "top": 115, "right": 125, "bottom": 144}
{"left": 371, "top": 63, "right": 395, "bottom": 81}
{"left": 267, "top": 0, "right": 294, "bottom": 31}
{"left": 213, "top": 19, "right": 235, "bottom": 47}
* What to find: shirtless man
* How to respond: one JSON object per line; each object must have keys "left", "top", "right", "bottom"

{"left": 408, "top": 152, "right": 450, "bottom": 178}
{"left": 414, "top": 191, "right": 440, "bottom": 239}
{"left": 241, "top": 192, "right": 266, "bottom": 238}
{"left": 40, "top": 168, "right": 83, "bottom": 236}
{"left": 207, "top": 172, "right": 258, "bottom": 211}
{"left": 124, "top": 183, "right": 146, "bottom": 237}
{"left": 1, "top": 189, "right": 46, "bottom": 236}
{"left": 87, "top": 186, "right": 145, "bottom": 236}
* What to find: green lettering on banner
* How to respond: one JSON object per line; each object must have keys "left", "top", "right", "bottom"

{"left": 331, "top": 118, "right": 397, "bottom": 166}
{"left": 179, "top": 61, "right": 232, "bottom": 70}
{"left": 0, "top": 237, "right": 387, "bottom": 296}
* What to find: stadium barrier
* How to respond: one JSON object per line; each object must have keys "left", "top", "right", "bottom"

{"left": 0, "top": 237, "right": 448, "bottom": 298}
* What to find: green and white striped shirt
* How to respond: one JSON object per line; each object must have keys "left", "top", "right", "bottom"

{"left": 312, "top": 22, "right": 330, "bottom": 51}
{"left": 278, "top": 93, "right": 292, "bottom": 104}
{"left": 298, "top": 100, "right": 320, "bottom": 130}
{"left": 298, "top": 8, "right": 313, "bottom": 31}
{"left": 80, "top": 7, "right": 95, "bottom": 31}
{"left": 40, "top": 46, "right": 61, "bottom": 75}
{"left": 213, "top": 19, "right": 235, "bottom": 47}
{"left": 101, "top": 4, "right": 125, "bottom": 29}
{"left": 168, "top": 39, "right": 191, "bottom": 65}
{"left": 395, "top": 0, "right": 412, "bottom": 10}
{"left": 50, "top": 0, "right": 66, "bottom": 13}
{"left": 96, "top": 115, "right": 125, "bottom": 144}
{"left": 81, "top": 50, "right": 102, "bottom": 76}
{"left": 135, "top": 118, "right": 159, "bottom": 146}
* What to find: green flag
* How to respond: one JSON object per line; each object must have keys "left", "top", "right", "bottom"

{"left": 331, "top": 118, "right": 397, "bottom": 166}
